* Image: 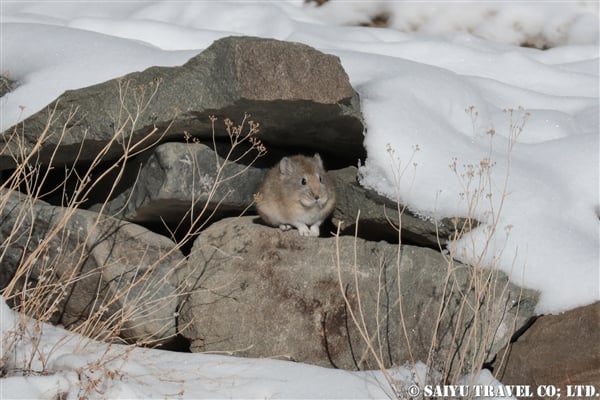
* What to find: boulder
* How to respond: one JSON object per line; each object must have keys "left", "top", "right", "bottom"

{"left": 0, "top": 189, "right": 186, "bottom": 345}
{"left": 330, "top": 166, "right": 474, "bottom": 247}
{"left": 0, "top": 36, "right": 364, "bottom": 171}
{"left": 493, "top": 302, "right": 600, "bottom": 397}
{"left": 98, "top": 141, "right": 265, "bottom": 226}
{"left": 178, "top": 216, "right": 538, "bottom": 378}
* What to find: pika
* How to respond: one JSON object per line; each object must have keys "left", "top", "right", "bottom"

{"left": 255, "top": 154, "right": 336, "bottom": 237}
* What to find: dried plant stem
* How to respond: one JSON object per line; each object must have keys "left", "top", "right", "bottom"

{"left": 1, "top": 78, "right": 266, "bottom": 388}
{"left": 335, "top": 107, "right": 530, "bottom": 397}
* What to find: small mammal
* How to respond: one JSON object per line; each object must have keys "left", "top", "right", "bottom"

{"left": 255, "top": 154, "right": 336, "bottom": 237}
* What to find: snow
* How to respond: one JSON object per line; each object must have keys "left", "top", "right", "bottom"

{"left": 0, "top": 297, "right": 517, "bottom": 399}
{"left": 350, "top": 43, "right": 599, "bottom": 313}
{"left": 305, "top": 1, "right": 599, "bottom": 48}
{"left": 0, "top": 298, "right": 413, "bottom": 399}
{"left": 0, "top": 1, "right": 598, "bottom": 398}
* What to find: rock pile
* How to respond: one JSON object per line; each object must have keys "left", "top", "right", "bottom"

{"left": 0, "top": 36, "right": 364, "bottom": 170}
{"left": 1, "top": 36, "right": 574, "bottom": 384}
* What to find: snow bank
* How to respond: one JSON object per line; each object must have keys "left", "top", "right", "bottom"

{"left": 347, "top": 42, "right": 598, "bottom": 313}
{"left": 1, "top": 295, "right": 515, "bottom": 398}
{"left": 0, "top": 296, "right": 406, "bottom": 399}
{"left": 306, "top": 1, "right": 599, "bottom": 48}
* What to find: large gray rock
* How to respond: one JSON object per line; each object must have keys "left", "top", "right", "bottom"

{"left": 179, "top": 216, "right": 538, "bottom": 378}
{"left": 100, "top": 141, "right": 265, "bottom": 225}
{"left": 330, "top": 166, "right": 474, "bottom": 247}
{"left": 0, "top": 36, "right": 364, "bottom": 171}
{"left": 0, "top": 189, "right": 185, "bottom": 345}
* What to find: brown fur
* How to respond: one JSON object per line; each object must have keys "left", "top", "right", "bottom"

{"left": 255, "top": 154, "right": 336, "bottom": 237}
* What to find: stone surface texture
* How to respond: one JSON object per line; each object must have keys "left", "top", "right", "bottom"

{"left": 179, "top": 216, "right": 538, "bottom": 378}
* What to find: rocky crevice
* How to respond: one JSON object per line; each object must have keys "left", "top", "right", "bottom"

{"left": 1, "top": 36, "right": 591, "bottom": 387}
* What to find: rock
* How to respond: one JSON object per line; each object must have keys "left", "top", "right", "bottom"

{"left": 493, "top": 302, "right": 600, "bottom": 397}
{"left": 0, "top": 189, "right": 186, "bottom": 345}
{"left": 99, "top": 141, "right": 265, "bottom": 226}
{"left": 0, "top": 36, "right": 364, "bottom": 171}
{"left": 178, "top": 216, "right": 538, "bottom": 377}
{"left": 330, "top": 166, "right": 474, "bottom": 247}
{"left": 98, "top": 158, "right": 471, "bottom": 251}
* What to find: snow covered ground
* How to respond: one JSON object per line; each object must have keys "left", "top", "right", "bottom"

{"left": 1, "top": 296, "right": 514, "bottom": 399}
{"left": 1, "top": 1, "right": 598, "bottom": 398}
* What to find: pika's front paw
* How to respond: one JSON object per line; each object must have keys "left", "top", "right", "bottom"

{"left": 298, "top": 225, "right": 319, "bottom": 237}
{"left": 279, "top": 224, "right": 292, "bottom": 231}
{"left": 297, "top": 225, "right": 311, "bottom": 236}
{"left": 309, "top": 225, "right": 320, "bottom": 237}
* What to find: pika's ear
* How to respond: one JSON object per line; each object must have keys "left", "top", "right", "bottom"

{"left": 313, "top": 153, "right": 324, "bottom": 169}
{"left": 279, "top": 157, "right": 295, "bottom": 175}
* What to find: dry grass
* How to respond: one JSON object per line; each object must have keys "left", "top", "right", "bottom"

{"left": 0, "top": 78, "right": 266, "bottom": 389}
{"left": 0, "top": 74, "right": 534, "bottom": 398}
{"left": 334, "top": 107, "right": 530, "bottom": 397}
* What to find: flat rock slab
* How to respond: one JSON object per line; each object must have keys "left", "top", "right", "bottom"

{"left": 0, "top": 36, "right": 364, "bottom": 170}
{"left": 330, "top": 166, "right": 473, "bottom": 247}
{"left": 178, "top": 216, "right": 538, "bottom": 377}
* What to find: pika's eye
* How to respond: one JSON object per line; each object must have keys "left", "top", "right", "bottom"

{"left": 318, "top": 175, "right": 322, "bottom": 183}
{"left": 301, "top": 177, "right": 307, "bottom": 185}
